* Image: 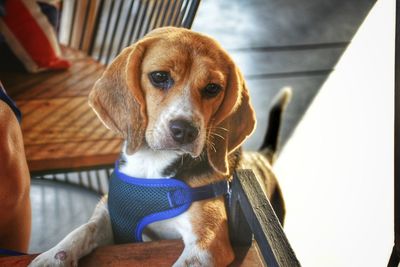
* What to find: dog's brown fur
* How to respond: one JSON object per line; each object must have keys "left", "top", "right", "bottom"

{"left": 88, "top": 27, "right": 284, "bottom": 266}
{"left": 0, "top": 100, "right": 31, "bottom": 253}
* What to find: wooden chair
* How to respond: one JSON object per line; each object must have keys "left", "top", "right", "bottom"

{"left": 0, "top": 0, "right": 301, "bottom": 265}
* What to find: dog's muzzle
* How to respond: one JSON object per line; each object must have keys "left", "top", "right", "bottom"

{"left": 169, "top": 119, "right": 199, "bottom": 145}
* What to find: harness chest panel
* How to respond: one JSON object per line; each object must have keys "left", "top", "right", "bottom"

{"left": 108, "top": 171, "right": 192, "bottom": 243}
{"left": 108, "top": 166, "right": 229, "bottom": 244}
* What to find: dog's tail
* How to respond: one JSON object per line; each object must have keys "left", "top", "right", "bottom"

{"left": 260, "top": 87, "right": 292, "bottom": 164}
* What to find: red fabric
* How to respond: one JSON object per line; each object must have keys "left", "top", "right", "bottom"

{"left": 1, "top": 0, "right": 70, "bottom": 71}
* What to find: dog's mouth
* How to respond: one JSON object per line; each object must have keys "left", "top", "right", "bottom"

{"left": 145, "top": 131, "right": 205, "bottom": 158}
{"left": 147, "top": 141, "right": 203, "bottom": 158}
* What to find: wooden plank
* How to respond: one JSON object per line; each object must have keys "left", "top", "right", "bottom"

{"left": 232, "top": 170, "right": 300, "bottom": 267}
{"left": 17, "top": 97, "right": 115, "bottom": 145}
{"left": 230, "top": 46, "right": 345, "bottom": 78}
{"left": 79, "top": 0, "right": 101, "bottom": 53}
{"left": 16, "top": 95, "right": 123, "bottom": 171}
{"left": 19, "top": 98, "right": 81, "bottom": 130}
{"left": 0, "top": 240, "right": 264, "bottom": 267}
{"left": 0, "top": 47, "right": 121, "bottom": 172}
{"left": 0, "top": 70, "right": 62, "bottom": 94}
{"left": 80, "top": 240, "right": 184, "bottom": 267}
{"left": 12, "top": 63, "right": 102, "bottom": 100}
{"left": 389, "top": 0, "right": 400, "bottom": 265}
{"left": 0, "top": 47, "right": 96, "bottom": 98}
{"left": 25, "top": 139, "right": 121, "bottom": 172}
{"left": 228, "top": 180, "right": 253, "bottom": 247}
{"left": 395, "top": 0, "right": 400, "bottom": 256}
{"left": 27, "top": 152, "right": 118, "bottom": 173}
{"left": 23, "top": 66, "right": 102, "bottom": 100}
{"left": 193, "top": 0, "right": 375, "bottom": 49}
{"left": 68, "top": 0, "right": 91, "bottom": 50}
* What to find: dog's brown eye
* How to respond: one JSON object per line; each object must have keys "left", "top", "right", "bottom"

{"left": 149, "top": 71, "right": 173, "bottom": 90}
{"left": 202, "top": 83, "right": 222, "bottom": 98}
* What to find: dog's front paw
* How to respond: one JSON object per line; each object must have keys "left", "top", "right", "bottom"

{"left": 173, "top": 257, "right": 210, "bottom": 267}
{"left": 173, "top": 247, "right": 213, "bottom": 267}
{"left": 29, "top": 248, "right": 78, "bottom": 267}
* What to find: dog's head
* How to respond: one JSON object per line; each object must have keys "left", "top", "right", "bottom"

{"left": 89, "top": 27, "right": 256, "bottom": 175}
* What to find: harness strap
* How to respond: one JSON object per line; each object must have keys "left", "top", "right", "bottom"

{"left": 168, "top": 180, "right": 230, "bottom": 207}
{"left": 109, "top": 161, "right": 231, "bottom": 243}
{"left": 0, "top": 248, "right": 26, "bottom": 256}
{"left": 0, "top": 83, "right": 22, "bottom": 123}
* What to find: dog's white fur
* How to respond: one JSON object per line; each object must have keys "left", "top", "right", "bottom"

{"left": 145, "top": 85, "right": 205, "bottom": 158}
{"left": 121, "top": 145, "right": 179, "bottom": 178}
{"left": 29, "top": 144, "right": 213, "bottom": 266}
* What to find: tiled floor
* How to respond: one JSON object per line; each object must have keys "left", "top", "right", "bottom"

{"left": 29, "top": 180, "right": 100, "bottom": 253}
{"left": 29, "top": 0, "right": 377, "bottom": 261}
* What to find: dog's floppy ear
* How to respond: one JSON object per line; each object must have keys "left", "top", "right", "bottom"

{"left": 207, "top": 65, "right": 256, "bottom": 175}
{"left": 89, "top": 40, "right": 150, "bottom": 154}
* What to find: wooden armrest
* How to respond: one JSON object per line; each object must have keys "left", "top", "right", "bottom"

{"left": 229, "top": 170, "right": 300, "bottom": 266}
{"left": 0, "top": 240, "right": 263, "bottom": 266}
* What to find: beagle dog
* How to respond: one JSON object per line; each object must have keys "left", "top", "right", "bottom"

{"left": 30, "top": 27, "right": 289, "bottom": 267}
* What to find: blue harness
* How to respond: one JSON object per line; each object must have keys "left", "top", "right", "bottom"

{"left": 0, "top": 84, "right": 21, "bottom": 123}
{"left": 108, "top": 162, "right": 230, "bottom": 243}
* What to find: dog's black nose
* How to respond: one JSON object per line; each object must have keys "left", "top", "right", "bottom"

{"left": 169, "top": 119, "right": 199, "bottom": 145}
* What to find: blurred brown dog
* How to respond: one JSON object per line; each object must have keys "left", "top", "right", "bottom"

{"left": 0, "top": 97, "right": 31, "bottom": 253}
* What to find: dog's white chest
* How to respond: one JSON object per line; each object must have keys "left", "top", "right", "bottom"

{"left": 119, "top": 146, "right": 179, "bottom": 178}
{"left": 143, "top": 213, "right": 192, "bottom": 241}
{"left": 118, "top": 146, "right": 195, "bottom": 242}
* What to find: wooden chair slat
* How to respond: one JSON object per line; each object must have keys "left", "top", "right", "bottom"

{"left": 25, "top": 141, "right": 120, "bottom": 172}
{"left": 230, "top": 170, "right": 301, "bottom": 267}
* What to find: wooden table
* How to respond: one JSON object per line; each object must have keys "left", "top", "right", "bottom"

{"left": 0, "top": 48, "right": 122, "bottom": 173}
{"left": 0, "top": 240, "right": 264, "bottom": 266}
